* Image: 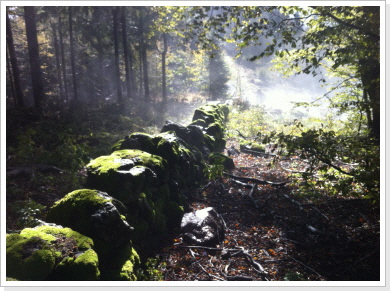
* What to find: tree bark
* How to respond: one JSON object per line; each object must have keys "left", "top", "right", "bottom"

{"left": 68, "top": 7, "right": 78, "bottom": 101}
{"left": 139, "top": 11, "right": 150, "bottom": 102}
{"left": 359, "top": 58, "right": 380, "bottom": 141}
{"left": 58, "top": 14, "right": 69, "bottom": 102}
{"left": 24, "top": 6, "right": 45, "bottom": 109}
{"left": 121, "top": 7, "right": 132, "bottom": 100}
{"left": 51, "top": 23, "right": 64, "bottom": 103}
{"left": 6, "top": 46, "right": 17, "bottom": 107}
{"left": 161, "top": 33, "right": 168, "bottom": 103}
{"left": 6, "top": 10, "right": 24, "bottom": 108}
{"left": 113, "top": 6, "right": 123, "bottom": 104}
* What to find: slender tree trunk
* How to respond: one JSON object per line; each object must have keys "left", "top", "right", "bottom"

{"left": 68, "top": 7, "right": 78, "bottom": 101}
{"left": 121, "top": 7, "right": 132, "bottom": 100}
{"left": 6, "top": 46, "right": 17, "bottom": 107}
{"left": 51, "top": 23, "right": 64, "bottom": 103}
{"left": 138, "top": 47, "right": 143, "bottom": 98}
{"left": 6, "top": 10, "right": 24, "bottom": 108}
{"left": 58, "top": 15, "right": 69, "bottom": 102}
{"left": 139, "top": 13, "right": 150, "bottom": 102}
{"left": 359, "top": 58, "right": 380, "bottom": 141}
{"left": 113, "top": 7, "right": 122, "bottom": 104}
{"left": 161, "top": 33, "right": 168, "bottom": 103}
{"left": 24, "top": 6, "right": 45, "bottom": 109}
{"left": 141, "top": 46, "right": 150, "bottom": 102}
{"left": 96, "top": 36, "right": 104, "bottom": 105}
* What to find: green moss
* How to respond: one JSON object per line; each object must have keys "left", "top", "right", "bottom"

{"left": 6, "top": 225, "right": 98, "bottom": 281}
{"left": 99, "top": 244, "right": 140, "bottom": 281}
{"left": 190, "top": 119, "right": 207, "bottom": 128}
{"left": 118, "top": 260, "right": 137, "bottom": 281}
{"left": 50, "top": 249, "right": 100, "bottom": 281}
{"left": 206, "top": 122, "right": 224, "bottom": 139}
{"left": 118, "top": 247, "right": 141, "bottom": 281}
{"left": 6, "top": 233, "right": 24, "bottom": 248}
{"left": 112, "top": 132, "right": 154, "bottom": 153}
{"left": 87, "top": 156, "right": 122, "bottom": 174}
{"left": 21, "top": 226, "right": 94, "bottom": 249}
{"left": 192, "top": 104, "right": 228, "bottom": 127}
{"left": 46, "top": 189, "right": 111, "bottom": 233}
{"left": 209, "top": 152, "right": 235, "bottom": 170}
{"left": 6, "top": 236, "right": 57, "bottom": 281}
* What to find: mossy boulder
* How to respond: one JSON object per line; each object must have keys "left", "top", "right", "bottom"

{"left": 206, "top": 122, "right": 226, "bottom": 151}
{"left": 86, "top": 150, "right": 169, "bottom": 204}
{"left": 191, "top": 104, "right": 229, "bottom": 153}
{"left": 112, "top": 132, "right": 154, "bottom": 153}
{"left": 208, "top": 152, "right": 235, "bottom": 170}
{"left": 6, "top": 235, "right": 57, "bottom": 281}
{"left": 112, "top": 131, "right": 204, "bottom": 189}
{"left": 46, "top": 189, "right": 133, "bottom": 248}
{"left": 160, "top": 121, "right": 209, "bottom": 157}
{"left": 192, "top": 104, "right": 229, "bottom": 125}
{"left": 6, "top": 225, "right": 100, "bottom": 281}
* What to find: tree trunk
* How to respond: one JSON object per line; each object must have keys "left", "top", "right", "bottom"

{"left": 6, "top": 10, "right": 24, "bottom": 108}
{"left": 51, "top": 23, "right": 64, "bottom": 103}
{"left": 139, "top": 11, "right": 150, "bottom": 102}
{"left": 68, "top": 7, "right": 78, "bottom": 101}
{"left": 6, "top": 46, "right": 17, "bottom": 107}
{"left": 113, "top": 6, "right": 123, "bottom": 104}
{"left": 58, "top": 15, "right": 69, "bottom": 102}
{"left": 96, "top": 36, "right": 104, "bottom": 105}
{"left": 121, "top": 7, "right": 132, "bottom": 100}
{"left": 359, "top": 58, "right": 380, "bottom": 141}
{"left": 162, "top": 33, "right": 168, "bottom": 103}
{"left": 24, "top": 6, "right": 45, "bottom": 109}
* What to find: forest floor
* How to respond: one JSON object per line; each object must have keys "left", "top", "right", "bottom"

{"left": 157, "top": 138, "right": 380, "bottom": 282}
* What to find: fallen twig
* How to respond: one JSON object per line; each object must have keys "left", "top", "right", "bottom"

{"left": 230, "top": 179, "right": 259, "bottom": 208}
{"left": 177, "top": 245, "right": 267, "bottom": 276}
{"left": 240, "top": 147, "right": 277, "bottom": 157}
{"left": 197, "top": 263, "right": 225, "bottom": 281}
{"left": 224, "top": 172, "right": 289, "bottom": 187}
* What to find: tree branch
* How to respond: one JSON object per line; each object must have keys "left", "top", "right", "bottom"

{"left": 310, "top": 6, "right": 379, "bottom": 40}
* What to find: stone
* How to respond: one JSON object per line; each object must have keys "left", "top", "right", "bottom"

{"left": 181, "top": 207, "right": 226, "bottom": 246}
{"left": 46, "top": 189, "right": 133, "bottom": 248}
{"left": 6, "top": 225, "right": 100, "bottom": 281}
{"left": 6, "top": 235, "right": 57, "bottom": 281}
{"left": 160, "top": 121, "right": 208, "bottom": 157}
{"left": 86, "top": 149, "right": 169, "bottom": 203}
{"left": 112, "top": 132, "right": 154, "bottom": 153}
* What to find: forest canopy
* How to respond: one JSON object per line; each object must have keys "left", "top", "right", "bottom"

{"left": 5, "top": 5, "right": 380, "bottom": 138}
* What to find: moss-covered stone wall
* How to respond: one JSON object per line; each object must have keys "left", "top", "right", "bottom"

{"left": 6, "top": 103, "right": 229, "bottom": 281}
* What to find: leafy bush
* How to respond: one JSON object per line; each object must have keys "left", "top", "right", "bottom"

{"left": 9, "top": 199, "right": 46, "bottom": 229}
